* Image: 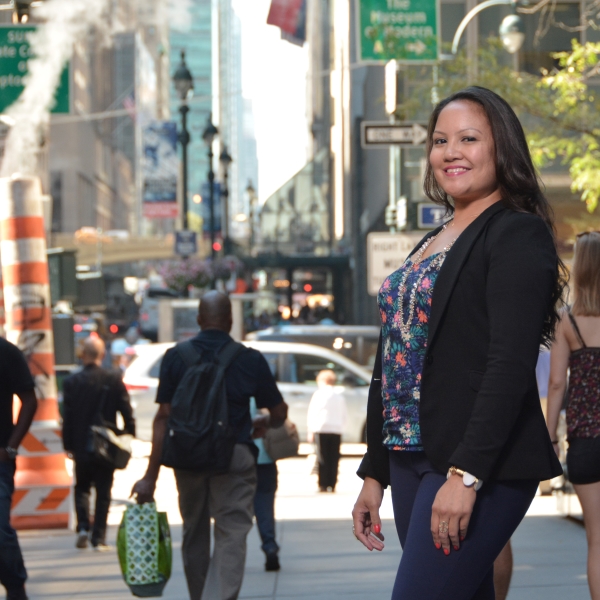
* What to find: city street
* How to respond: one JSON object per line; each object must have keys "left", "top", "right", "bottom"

{"left": 16, "top": 441, "right": 590, "bottom": 600}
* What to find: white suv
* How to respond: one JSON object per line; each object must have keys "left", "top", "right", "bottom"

{"left": 123, "top": 340, "right": 372, "bottom": 443}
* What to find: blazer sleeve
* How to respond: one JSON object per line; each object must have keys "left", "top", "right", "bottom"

{"left": 61, "top": 377, "right": 74, "bottom": 453}
{"left": 449, "top": 213, "right": 557, "bottom": 481}
{"left": 356, "top": 332, "right": 390, "bottom": 488}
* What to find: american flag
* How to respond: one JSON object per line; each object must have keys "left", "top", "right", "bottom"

{"left": 266, "top": 0, "right": 306, "bottom": 45}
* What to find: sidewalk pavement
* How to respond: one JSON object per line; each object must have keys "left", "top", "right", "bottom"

{"left": 14, "top": 444, "right": 590, "bottom": 600}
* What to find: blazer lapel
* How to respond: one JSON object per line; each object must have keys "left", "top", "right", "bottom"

{"left": 427, "top": 202, "right": 506, "bottom": 347}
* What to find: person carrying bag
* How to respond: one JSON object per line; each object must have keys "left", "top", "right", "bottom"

{"left": 62, "top": 337, "right": 136, "bottom": 550}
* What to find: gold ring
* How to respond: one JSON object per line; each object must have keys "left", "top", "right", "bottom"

{"left": 438, "top": 521, "right": 449, "bottom": 535}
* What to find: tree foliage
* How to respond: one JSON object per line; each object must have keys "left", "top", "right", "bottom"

{"left": 396, "top": 39, "right": 600, "bottom": 212}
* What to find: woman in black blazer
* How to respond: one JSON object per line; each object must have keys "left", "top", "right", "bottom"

{"left": 352, "top": 87, "right": 565, "bottom": 600}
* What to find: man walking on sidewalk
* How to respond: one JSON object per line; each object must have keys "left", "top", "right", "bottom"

{"left": 132, "top": 291, "right": 288, "bottom": 600}
{"left": 62, "top": 337, "right": 135, "bottom": 550}
{"left": 0, "top": 338, "right": 37, "bottom": 600}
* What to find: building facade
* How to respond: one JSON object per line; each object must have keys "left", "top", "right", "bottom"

{"left": 46, "top": 0, "right": 169, "bottom": 236}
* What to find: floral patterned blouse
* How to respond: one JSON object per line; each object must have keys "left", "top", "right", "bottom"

{"left": 378, "top": 253, "right": 446, "bottom": 451}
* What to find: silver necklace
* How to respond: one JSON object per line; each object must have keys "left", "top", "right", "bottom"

{"left": 396, "top": 221, "right": 456, "bottom": 341}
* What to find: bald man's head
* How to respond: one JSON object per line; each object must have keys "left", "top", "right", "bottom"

{"left": 197, "top": 291, "right": 232, "bottom": 333}
{"left": 81, "top": 336, "right": 106, "bottom": 366}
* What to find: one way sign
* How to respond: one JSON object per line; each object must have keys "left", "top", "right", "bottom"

{"left": 361, "top": 121, "right": 428, "bottom": 149}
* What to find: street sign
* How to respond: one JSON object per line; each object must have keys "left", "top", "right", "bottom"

{"left": 0, "top": 26, "right": 69, "bottom": 114}
{"left": 361, "top": 121, "right": 428, "bottom": 149}
{"left": 367, "top": 231, "right": 424, "bottom": 296}
{"left": 357, "top": 0, "right": 440, "bottom": 64}
{"left": 175, "top": 230, "right": 197, "bottom": 257}
{"left": 417, "top": 203, "right": 447, "bottom": 229}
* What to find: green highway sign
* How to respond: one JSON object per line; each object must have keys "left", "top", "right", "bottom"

{"left": 0, "top": 26, "right": 69, "bottom": 114}
{"left": 358, "top": 0, "right": 439, "bottom": 64}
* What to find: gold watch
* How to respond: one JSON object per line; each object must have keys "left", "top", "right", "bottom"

{"left": 447, "top": 466, "right": 483, "bottom": 491}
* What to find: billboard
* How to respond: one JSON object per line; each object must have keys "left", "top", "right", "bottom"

{"left": 142, "top": 121, "right": 179, "bottom": 219}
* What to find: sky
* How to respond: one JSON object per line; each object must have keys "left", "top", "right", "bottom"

{"left": 231, "top": 0, "right": 310, "bottom": 204}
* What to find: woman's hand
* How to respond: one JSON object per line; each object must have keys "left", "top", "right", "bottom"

{"left": 352, "top": 477, "right": 385, "bottom": 551}
{"left": 431, "top": 475, "right": 476, "bottom": 554}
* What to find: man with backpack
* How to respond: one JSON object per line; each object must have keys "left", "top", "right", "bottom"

{"left": 131, "top": 291, "right": 287, "bottom": 600}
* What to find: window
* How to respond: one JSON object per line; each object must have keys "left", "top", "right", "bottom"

{"left": 282, "top": 353, "right": 368, "bottom": 387}
{"left": 262, "top": 353, "right": 279, "bottom": 380}
{"left": 149, "top": 357, "right": 162, "bottom": 379}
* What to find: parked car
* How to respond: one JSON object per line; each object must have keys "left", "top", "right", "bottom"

{"left": 245, "top": 324, "right": 380, "bottom": 367}
{"left": 123, "top": 340, "right": 372, "bottom": 443}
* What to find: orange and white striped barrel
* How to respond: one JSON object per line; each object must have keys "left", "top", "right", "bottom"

{"left": 0, "top": 175, "right": 71, "bottom": 530}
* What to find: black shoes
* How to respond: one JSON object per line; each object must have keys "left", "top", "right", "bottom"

{"left": 6, "top": 586, "right": 28, "bottom": 600}
{"left": 75, "top": 531, "right": 89, "bottom": 549}
{"left": 265, "top": 552, "right": 280, "bottom": 572}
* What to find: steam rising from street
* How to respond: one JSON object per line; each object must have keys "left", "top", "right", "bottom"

{"left": 0, "top": 0, "right": 192, "bottom": 178}
{"left": 0, "top": 0, "right": 111, "bottom": 177}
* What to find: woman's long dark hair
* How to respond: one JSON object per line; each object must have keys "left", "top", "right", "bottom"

{"left": 423, "top": 86, "right": 567, "bottom": 345}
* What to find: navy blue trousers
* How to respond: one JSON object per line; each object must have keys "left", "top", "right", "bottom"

{"left": 254, "top": 463, "right": 279, "bottom": 556}
{"left": 389, "top": 451, "right": 538, "bottom": 600}
{"left": 0, "top": 462, "right": 27, "bottom": 593}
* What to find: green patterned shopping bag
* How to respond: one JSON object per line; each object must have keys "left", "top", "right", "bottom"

{"left": 117, "top": 503, "right": 172, "bottom": 597}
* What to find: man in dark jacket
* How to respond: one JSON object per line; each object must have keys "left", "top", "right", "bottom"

{"left": 0, "top": 338, "right": 37, "bottom": 600}
{"left": 62, "top": 337, "right": 135, "bottom": 550}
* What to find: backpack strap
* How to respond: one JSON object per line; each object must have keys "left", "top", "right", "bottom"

{"left": 568, "top": 311, "right": 587, "bottom": 349}
{"left": 216, "top": 340, "right": 245, "bottom": 370}
{"left": 176, "top": 340, "right": 203, "bottom": 368}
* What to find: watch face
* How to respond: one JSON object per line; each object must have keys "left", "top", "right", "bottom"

{"left": 463, "top": 472, "right": 476, "bottom": 487}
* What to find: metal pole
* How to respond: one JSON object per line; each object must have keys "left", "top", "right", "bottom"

{"left": 222, "top": 168, "right": 229, "bottom": 254}
{"left": 249, "top": 196, "right": 255, "bottom": 253}
{"left": 180, "top": 103, "right": 190, "bottom": 230}
{"left": 209, "top": 145, "right": 216, "bottom": 262}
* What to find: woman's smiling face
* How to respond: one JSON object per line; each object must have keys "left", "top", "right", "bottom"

{"left": 429, "top": 100, "right": 501, "bottom": 205}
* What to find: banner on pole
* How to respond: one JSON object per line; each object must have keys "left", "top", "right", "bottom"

{"left": 142, "top": 121, "right": 179, "bottom": 219}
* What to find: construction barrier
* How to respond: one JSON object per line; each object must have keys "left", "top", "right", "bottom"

{"left": 0, "top": 175, "right": 71, "bottom": 530}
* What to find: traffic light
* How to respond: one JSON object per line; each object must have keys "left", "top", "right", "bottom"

{"left": 14, "top": 1, "right": 31, "bottom": 23}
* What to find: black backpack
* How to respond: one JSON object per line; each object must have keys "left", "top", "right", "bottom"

{"left": 160, "top": 339, "right": 244, "bottom": 473}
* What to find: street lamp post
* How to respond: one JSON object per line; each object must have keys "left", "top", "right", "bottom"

{"left": 172, "top": 50, "right": 194, "bottom": 232}
{"left": 202, "top": 114, "right": 219, "bottom": 263}
{"left": 246, "top": 180, "right": 256, "bottom": 254}
{"left": 219, "top": 145, "right": 233, "bottom": 254}
{"left": 449, "top": 0, "right": 525, "bottom": 56}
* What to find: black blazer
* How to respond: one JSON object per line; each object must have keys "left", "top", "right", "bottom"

{"left": 358, "top": 202, "right": 563, "bottom": 486}
{"left": 62, "top": 364, "right": 136, "bottom": 458}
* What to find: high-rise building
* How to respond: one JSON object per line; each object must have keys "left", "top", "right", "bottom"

{"left": 43, "top": 0, "right": 169, "bottom": 235}
{"left": 217, "top": 0, "right": 258, "bottom": 243}
{"left": 169, "top": 0, "right": 213, "bottom": 233}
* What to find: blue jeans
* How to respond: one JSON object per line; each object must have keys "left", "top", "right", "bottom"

{"left": 0, "top": 462, "right": 27, "bottom": 592}
{"left": 389, "top": 451, "right": 538, "bottom": 600}
{"left": 253, "top": 463, "right": 279, "bottom": 555}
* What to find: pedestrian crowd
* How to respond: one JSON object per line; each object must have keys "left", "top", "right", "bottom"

{"left": 0, "top": 86, "right": 599, "bottom": 600}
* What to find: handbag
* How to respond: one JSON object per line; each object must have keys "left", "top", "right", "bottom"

{"left": 263, "top": 419, "right": 300, "bottom": 460}
{"left": 89, "top": 384, "right": 133, "bottom": 470}
{"left": 117, "top": 502, "right": 172, "bottom": 597}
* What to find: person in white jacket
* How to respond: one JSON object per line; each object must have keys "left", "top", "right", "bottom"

{"left": 307, "top": 370, "right": 347, "bottom": 492}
